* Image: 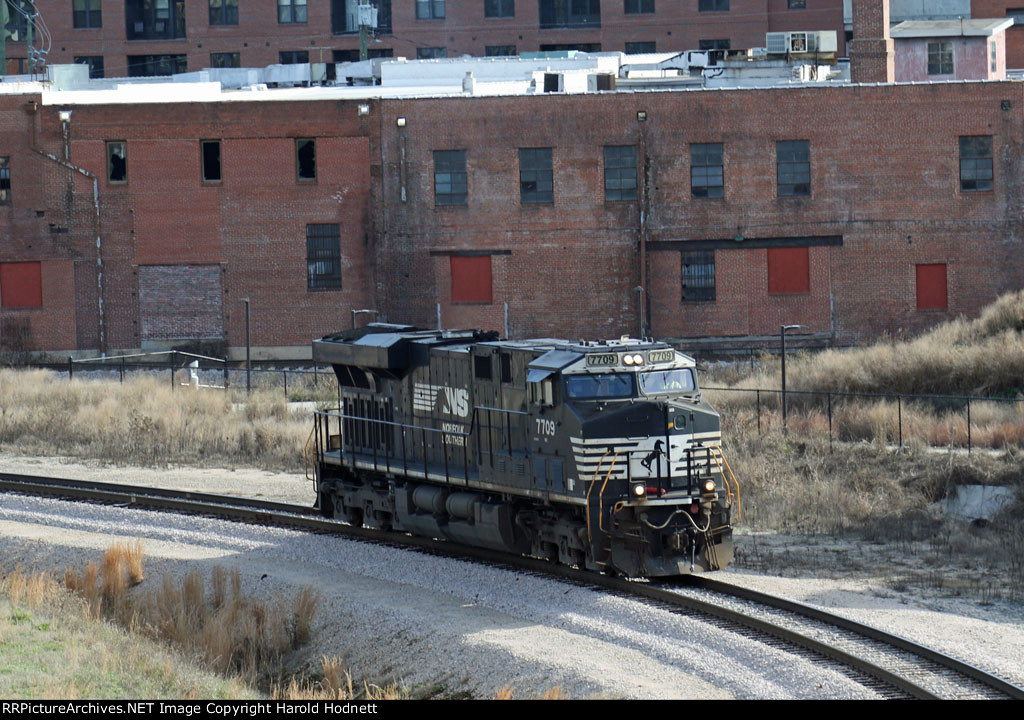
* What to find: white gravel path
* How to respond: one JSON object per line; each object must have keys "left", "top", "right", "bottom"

{"left": 1, "top": 453, "right": 1022, "bottom": 698}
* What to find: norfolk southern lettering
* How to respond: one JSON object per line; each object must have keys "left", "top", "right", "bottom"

{"left": 310, "top": 325, "right": 738, "bottom": 577}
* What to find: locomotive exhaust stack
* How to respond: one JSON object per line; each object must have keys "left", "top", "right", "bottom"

{"left": 309, "top": 324, "right": 738, "bottom": 577}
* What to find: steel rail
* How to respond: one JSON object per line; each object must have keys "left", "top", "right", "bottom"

{"left": 2, "top": 471, "right": 1021, "bottom": 699}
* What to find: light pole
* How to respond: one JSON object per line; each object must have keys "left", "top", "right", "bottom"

{"left": 780, "top": 324, "right": 804, "bottom": 430}
{"left": 241, "top": 297, "right": 251, "bottom": 393}
{"left": 635, "top": 285, "right": 645, "bottom": 338}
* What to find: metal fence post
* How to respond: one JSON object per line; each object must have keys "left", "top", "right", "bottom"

{"left": 967, "top": 398, "right": 972, "bottom": 453}
{"left": 756, "top": 389, "right": 761, "bottom": 435}
{"left": 898, "top": 395, "right": 902, "bottom": 448}
{"left": 68, "top": 356, "right": 73, "bottom": 381}
{"left": 827, "top": 392, "right": 832, "bottom": 450}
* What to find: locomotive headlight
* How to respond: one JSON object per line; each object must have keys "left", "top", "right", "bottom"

{"left": 630, "top": 481, "right": 646, "bottom": 497}
{"left": 623, "top": 354, "right": 635, "bottom": 366}
{"left": 631, "top": 354, "right": 644, "bottom": 365}
{"left": 703, "top": 479, "right": 716, "bottom": 494}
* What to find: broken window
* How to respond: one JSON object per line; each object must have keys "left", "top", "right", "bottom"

{"left": 604, "top": 146, "right": 637, "bottom": 202}
{"left": 681, "top": 250, "right": 715, "bottom": 302}
{"left": 777, "top": 140, "right": 810, "bottom": 197}
{"left": 209, "top": 0, "right": 238, "bottom": 25}
{"left": 201, "top": 140, "right": 221, "bottom": 183}
{"left": 520, "top": 148, "right": 553, "bottom": 204}
{"left": 306, "top": 224, "right": 342, "bottom": 290}
{"left": 434, "top": 150, "right": 467, "bottom": 206}
{"left": 960, "top": 136, "right": 993, "bottom": 192}
{"left": 278, "top": 0, "right": 307, "bottom": 23}
{"left": 296, "top": 139, "right": 316, "bottom": 181}
{"left": 73, "top": 0, "right": 102, "bottom": 28}
{"left": 0, "top": 157, "right": 10, "bottom": 204}
{"left": 691, "top": 142, "right": 723, "bottom": 199}
{"left": 107, "top": 141, "right": 127, "bottom": 184}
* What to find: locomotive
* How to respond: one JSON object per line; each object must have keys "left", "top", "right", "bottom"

{"left": 309, "top": 324, "right": 738, "bottom": 577}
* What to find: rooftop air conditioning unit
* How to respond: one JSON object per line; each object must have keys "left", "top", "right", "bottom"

{"left": 766, "top": 31, "right": 838, "bottom": 54}
{"left": 766, "top": 32, "right": 789, "bottom": 54}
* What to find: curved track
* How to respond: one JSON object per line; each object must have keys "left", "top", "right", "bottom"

{"left": 2, "top": 470, "right": 1021, "bottom": 700}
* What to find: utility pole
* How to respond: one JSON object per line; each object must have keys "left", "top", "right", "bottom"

{"left": 25, "top": 0, "right": 33, "bottom": 77}
{"left": 358, "top": 2, "right": 378, "bottom": 62}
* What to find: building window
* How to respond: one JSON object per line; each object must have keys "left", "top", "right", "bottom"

{"left": 279, "top": 51, "right": 310, "bottom": 64}
{"left": 434, "top": 150, "right": 467, "bottom": 206}
{"left": 691, "top": 143, "right": 723, "bottom": 198}
{"left": 416, "top": 47, "right": 447, "bottom": 59}
{"left": 451, "top": 255, "right": 492, "bottom": 303}
{"left": 127, "top": 54, "right": 187, "bottom": 77}
{"left": 296, "top": 139, "right": 316, "bottom": 181}
{"left": 788, "top": 0, "right": 805, "bottom": 8}
{"left": 604, "top": 145, "right": 637, "bottom": 202}
{"left": 916, "top": 264, "right": 947, "bottom": 310}
{"left": 278, "top": 0, "right": 307, "bottom": 23}
{"left": 0, "top": 157, "right": 10, "bottom": 204}
{"left": 540, "top": 42, "right": 601, "bottom": 52}
{"left": 106, "top": 141, "right": 127, "bottom": 184}
{"left": 486, "top": 45, "right": 517, "bottom": 56}
{"left": 333, "top": 48, "right": 394, "bottom": 61}
{"left": 624, "top": 0, "right": 654, "bottom": 13}
{"left": 698, "top": 39, "right": 730, "bottom": 50}
{"left": 959, "top": 136, "right": 993, "bottom": 192}
{"left": 306, "top": 224, "right": 342, "bottom": 290}
{"left": 0, "top": 262, "right": 43, "bottom": 308}
{"left": 332, "top": 0, "right": 392, "bottom": 34}
{"left": 681, "top": 251, "right": 715, "bottom": 302}
{"left": 991, "top": 40, "right": 997, "bottom": 73}
{"left": 539, "top": 0, "right": 600, "bottom": 29}
{"left": 209, "top": 0, "right": 238, "bottom": 25}
{"left": 210, "top": 52, "right": 240, "bottom": 68}
{"left": 485, "top": 0, "right": 514, "bottom": 18}
{"left": 73, "top": 55, "right": 105, "bottom": 78}
{"left": 416, "top": 0, "right": 445, "bottom": 19}
{"left": 125, "top": 0, "right": 186, "bottom": 40}
{"left": 777, "top": 140, "right": 810, "bottom": 197}
{"left": 201, "top": 140, "right": 221, "bottom": 183}
{"left": 625, "top": 41, "right": 656, "bottom": 54}
{"left": 928, "top": 41, "right": 953, "bottom": 75}
{"left": 73, "top": 0, "right": 102, "bottom": 28}
{"left": 698, "top": 0, "right": 729, "bottom": 11}
{"left": 767, "top": 247, "right": 810, "bottom": 294}
{"left": 520, "top": 148, "right": 553, "bottom": 204}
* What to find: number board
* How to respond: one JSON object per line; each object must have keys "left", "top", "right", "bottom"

{"left": 647, "top": 349, "right": 675, "bottom": 364}
{"left": 586, "top": 353, "right": 618, "bottom": 367}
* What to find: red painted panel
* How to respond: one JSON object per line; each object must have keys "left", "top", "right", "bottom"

{"left": 0, "top": 262, "right": 43, "bottom": 308}
{"left": 767, "top": 247, "right": 810, "bottom": 294}
{"left": 916, "top": 264, "right": 948, "bottom": 310}
{"left": 451, "top": 255, "right": 492, "bottom": 304}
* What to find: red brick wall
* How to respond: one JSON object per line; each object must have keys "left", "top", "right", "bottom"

{"left": 19, "top": 0, "right": 845, "bottom": 74}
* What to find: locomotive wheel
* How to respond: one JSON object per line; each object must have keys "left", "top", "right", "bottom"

{"left": 344, "top": 505, "right": 364, "bottom": 527}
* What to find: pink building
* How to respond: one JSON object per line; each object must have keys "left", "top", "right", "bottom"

{"left": 891, "top": 19, "right": 1014, "bottom": 82}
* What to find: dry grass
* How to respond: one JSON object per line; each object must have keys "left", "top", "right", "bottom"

{"left": 60, "top": 542, "right": 323, "bottom": 689}
{"left": 272, "top": 656, "right": 404, "bottom": 700}
{"left": 0, "top": 371, "right": 311, "bottom": 470}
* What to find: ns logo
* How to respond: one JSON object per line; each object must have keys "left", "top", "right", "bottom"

{"left": 413, "top": 382, "right": 470, "bottom": 418}
{"left": 440, "top": 386, "right": 469, "bottom": 418}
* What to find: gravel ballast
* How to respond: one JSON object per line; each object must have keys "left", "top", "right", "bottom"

{"left": 1, "top": 453, "right": 1022, "bottom": 699}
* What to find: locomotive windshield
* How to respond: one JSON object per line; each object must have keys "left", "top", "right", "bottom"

{"left": 566, "top": 372, "right": 635, "bottom": 399}
{"left": 639, "top": 368, "right": 696, "bottom": 395}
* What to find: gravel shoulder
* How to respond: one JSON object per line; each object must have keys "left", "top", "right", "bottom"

{"left": 2, "top": 452, "right": 1022, "bottom": 698}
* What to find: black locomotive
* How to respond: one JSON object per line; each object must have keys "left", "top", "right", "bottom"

{"left": 310, "top": 324, "right": 738, "bottom": 577}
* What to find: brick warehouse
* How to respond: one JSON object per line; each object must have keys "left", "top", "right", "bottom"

{"left": 2, "top": 1, "right": 845, "bottom": 76}
{"left": 2, "top": 70, "right": 1023, "bottom": 359}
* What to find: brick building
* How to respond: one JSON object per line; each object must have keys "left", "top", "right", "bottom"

{"left": 1, "top": 0, "right": 846, "bottom": 77}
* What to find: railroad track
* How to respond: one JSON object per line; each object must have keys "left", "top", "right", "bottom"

{"left": 2, "top": 470, "right": 1022, "bottom": 700}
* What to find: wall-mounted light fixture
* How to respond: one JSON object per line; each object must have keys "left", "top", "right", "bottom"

{"left": 58, "top": 109, "right": 72, "bottom": 123}
{"left": 636, "top": 110, "right": 647, "bottom": 121}
{"left": 396, "top": 117, "right": 407, "bottom": 127}
{"left": 358, "top": 104, "right": 370, "bottom": 115}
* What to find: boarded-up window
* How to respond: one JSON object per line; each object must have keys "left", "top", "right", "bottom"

{"left": 767, "top": 247, "right": 810, "bottom": 294}
{"left": 0, "top": 262, "right": 43, "bottom": 308}
{"left": 451, "top": 255, "right": 492, "bottom": 303}
{"left": 916, "top": 263, "right": 947, "bottom": 310}
{"left": 138, "top": 265, "right": 224, "bottom": 340}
